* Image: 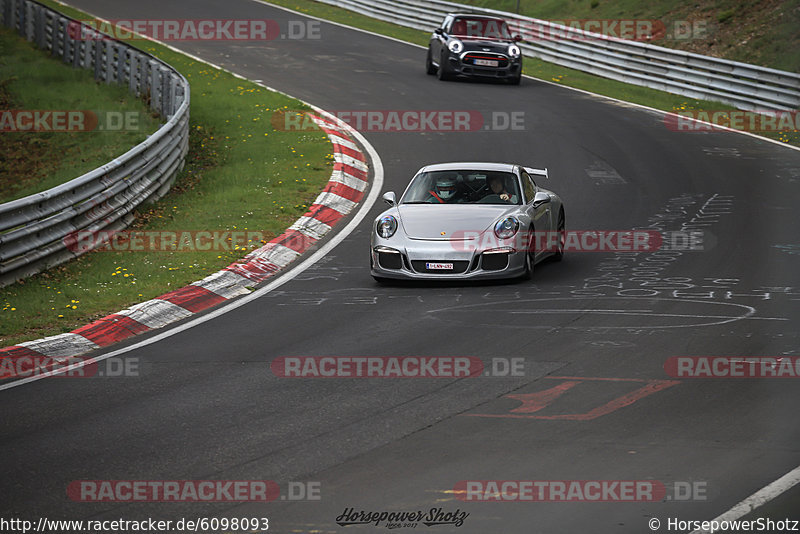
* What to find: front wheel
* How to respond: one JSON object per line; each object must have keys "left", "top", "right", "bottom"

{"left": 521, "top": 226, "right": 535, "bottom": 280}
{"left": 553, "top": 209, "right": 565, "bottom": 262}
{"left": 426, "top": 49, "right": 437, "bottom": 75}
{"left": 508, "top": 73, "right": 521, "bottom": 85}
{"left": 437, "top": 53, "right": 453, "bottom": 81}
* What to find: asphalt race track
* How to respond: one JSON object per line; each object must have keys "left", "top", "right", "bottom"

{"left": 2, "top": 1, "right": 800, "bottom": 532}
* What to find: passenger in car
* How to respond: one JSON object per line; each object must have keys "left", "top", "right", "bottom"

{"left": 487, "top": 175, "right": 511, "bottom": 202}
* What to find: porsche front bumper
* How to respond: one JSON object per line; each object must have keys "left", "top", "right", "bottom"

{"left": 370, "top": 240, "right": 528, "bottom": 280}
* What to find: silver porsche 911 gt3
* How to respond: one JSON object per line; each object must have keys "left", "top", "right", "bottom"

{"left": 370, "top": 162, "right": 565, "bottom": 281}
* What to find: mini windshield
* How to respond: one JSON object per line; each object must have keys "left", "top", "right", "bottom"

{"left": 401, "top": 170, "right": 521, "bottom": 205}
{"left": 450, "top": 17, "right": 513, "bottom": 40}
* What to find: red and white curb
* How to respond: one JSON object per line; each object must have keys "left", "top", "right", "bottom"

{"left": 0, "top": 112, "right": 369, "bottom": 380}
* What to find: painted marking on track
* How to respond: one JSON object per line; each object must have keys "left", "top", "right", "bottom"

{"left": 506, "top": 381, "right": 579, "bottom": 413}
{"left": 465, "top": 376, "right": 680, "bottom": 421}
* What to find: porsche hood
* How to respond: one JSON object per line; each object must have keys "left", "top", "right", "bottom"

{"left": 396, "top": 204, "right": 515, "bottom": 240}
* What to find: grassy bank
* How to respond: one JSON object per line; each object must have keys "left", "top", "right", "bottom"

{"left": 0, "top": 27, "right": 162, "bottom": 203}
{"left": 0, "top": 2, "right": 334, "bottom": 346}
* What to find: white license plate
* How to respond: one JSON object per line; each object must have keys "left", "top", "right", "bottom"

{"left": 426, "top": 262, "right": 454, "bottom": 270}
{"left": 474, "top": 59, "right": 498, "bottom": 67}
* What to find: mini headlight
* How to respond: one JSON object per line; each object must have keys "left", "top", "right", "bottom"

{"left": 494, "top": 217, "right": 519, "bottom": 239}
{"left": 508, "top": 44, "right": 521, "bottom": 57}
{"left": 377, "top": 215, "right": 398, "bottom": 238}
{"left": 448, "top": 39, "right": 464, "bottom": 53}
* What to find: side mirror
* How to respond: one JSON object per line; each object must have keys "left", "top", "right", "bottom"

{"left": 513, "top": 34, "right": 522, "bottom": 42}
{"left": 434, "top": 28, "right": 444, "bottom": 35}
{"left": 532, "top": 192, "right": 551, "bottom": 207}
{"left": 383, "top": 191, "right": 397, "bottom": 206}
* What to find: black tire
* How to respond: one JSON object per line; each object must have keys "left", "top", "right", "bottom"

{"left": 437, "top": 53, "right": 453, "bottom": 81}
{"left": 553, "top": 209, "right": 565, "bottom": 262}
{"left": 508, "top": 73, "right": 521, "bottom": 85}
{"left": 521, "top": 226, "right": 535, "bottom": 280}
{"left": 426, "top": 49, "right": 437, "bottom": 75}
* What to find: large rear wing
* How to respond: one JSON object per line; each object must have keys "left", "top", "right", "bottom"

{"left": 523, "top": 167, "right": 549, "bottom": 180}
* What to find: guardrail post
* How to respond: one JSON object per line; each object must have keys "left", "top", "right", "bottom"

{"left": 33, "top": 2, "right": 43, "bottom": 48}
{"left": 149, "top": 59, "right": 161, "bottom": 113}
{"left": 129, "top": 51, "right": 139, "bottom": 96}
{"left": 61, "top": 17, "right": 74, "bottom": 63}
{"left": 160, "top": 66, "right": 171, "bottom": 117}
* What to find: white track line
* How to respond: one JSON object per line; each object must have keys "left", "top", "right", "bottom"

{"left": 690, "top": 465, "right": 800, "bottom": 533}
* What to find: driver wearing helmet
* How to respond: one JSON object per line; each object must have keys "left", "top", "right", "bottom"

{"left": 427, "top": 174, "right": 460, "bottom": 203}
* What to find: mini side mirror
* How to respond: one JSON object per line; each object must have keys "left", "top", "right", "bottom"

{"left": 383, "top": 191, "right": 397, "bottom": 205}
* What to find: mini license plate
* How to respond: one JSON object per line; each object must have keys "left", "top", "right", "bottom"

{"left": 474, "top": 59, "right": 498, "bottom": 67}
{"left": 426, "top": 262, "right": 454, "bottom": 270}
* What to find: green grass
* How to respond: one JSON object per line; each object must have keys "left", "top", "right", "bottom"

{"left": 0, "top": 1, "right": 335, "bottom": 346}
{"left": 0, "top": 28, "right": 162, "bottom": 203}
{"left": 265, "top": 0, "right": 800, "bottom": 147}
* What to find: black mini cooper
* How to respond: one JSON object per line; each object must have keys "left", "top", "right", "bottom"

{"left": 426, "top": 13, "right": 523, "bottom": 84}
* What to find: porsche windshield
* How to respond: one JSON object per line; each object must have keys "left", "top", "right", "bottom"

{"left": 450, "top": 17, "right": 513, "bottom": 40}
{"left": 402, "top": 170, "right": 522, "bottom": 205}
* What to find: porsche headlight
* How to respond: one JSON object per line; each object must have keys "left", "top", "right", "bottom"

{"left": 508, "top": 44, "right": 521, "bottom": 57}
{"left": 377, "top": 215, "right": 398, "bottom": 238}
{"left": 494, "top": 217, "right": 519, "bottom": 239}
{"left": 448, "top": 39, "right": 464, "bottom": 54}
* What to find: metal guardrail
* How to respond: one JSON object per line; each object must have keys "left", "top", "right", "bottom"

{"left": 0, "top": 0, "right": 190, "bottom": 287}
{"left": 315, "top": 0, "right": 800, "bottom": 111}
